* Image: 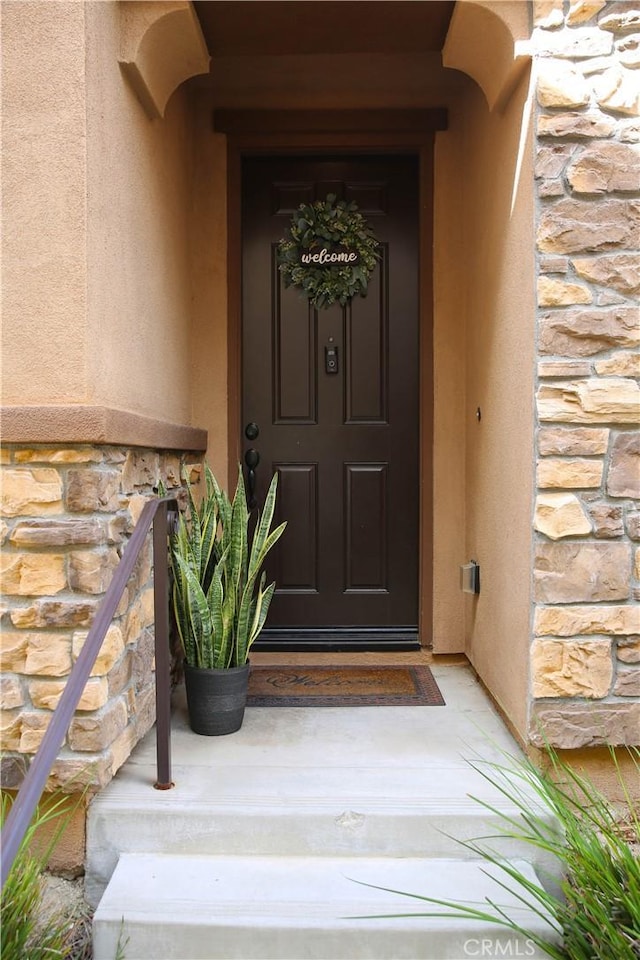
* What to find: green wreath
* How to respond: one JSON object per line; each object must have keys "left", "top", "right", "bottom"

{"left": 277, "top": 194, "right": 380, "bottom": 310}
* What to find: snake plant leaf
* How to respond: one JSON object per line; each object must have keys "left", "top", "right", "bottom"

{"left": 250, "top": 577, "right": 276, "bottom": 646}
{"left": 249, "top": 472, "right": 280, "bottom": 576}
{"left": 174, "top": 553, "right": 212, "bottom": 669}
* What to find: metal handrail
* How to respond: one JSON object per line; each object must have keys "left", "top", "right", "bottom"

{"left": 1, "top": 496, "right": 179, "bottom": 887}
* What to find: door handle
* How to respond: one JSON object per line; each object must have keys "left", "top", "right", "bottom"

{"left": 244, "top": 448, "right": 260, "bottom": 508}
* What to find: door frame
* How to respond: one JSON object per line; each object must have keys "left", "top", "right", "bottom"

{"left": 219, "top": 109, "right": 446, "bottom": 646}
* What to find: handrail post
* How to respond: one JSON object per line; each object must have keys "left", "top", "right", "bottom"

{"left": 153, "top": 501, "right": 174, "bottom": 790}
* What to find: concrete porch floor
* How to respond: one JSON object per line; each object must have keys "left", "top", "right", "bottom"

{"left": 117, "top": 655, "right": 523, "bottom": 795}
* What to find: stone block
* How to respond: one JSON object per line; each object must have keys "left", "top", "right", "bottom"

{"left": 48, "top": 754, "right": 113, "bottom": 792}
{"left": 568, "top": 0, "right": 607, "bottom": 25}
{"left": 571, "top": 249, "right": 640, "bottom": 294}
{"left": 131, "top": 685, "right": 156, "bottom": 741}
{"left": 537, "top": 62, "right": 590, "bottom": 108}
{"left": 161, "top": 455, "right": 183, "bottom": 488}
{"left": 538, "top": 276, "right": 592, "bottom": 306}
{"left": 531, "top": 25, "right": 613, "bottom": 56}
{"left": 538, "top": 306, "right": 639, "bottom": 356}
{"left": 536, "top": 457, "right": 603, "bottom": 488}
{"left": 24, "top": 633, "right": 72, "bottom": 677}
{"left": 537, "top": 360, "right": 593, "bottom": 378}
{"left": 534, "top": 603, "right": 640, "bottom": 636}
{"left": 107, "top": 515, "right": 130, "bottom": 543}
{"left": 1, "top": 469, "right": 63, "bottom": 517}
{"left": 607, "top": 431, "right": 640, "bottom": 497}
{"left": 594, "top": 350, "right": 640, "bottom": 376}
{"left": 0, "top": 521, "right": 9, "bottom": 545}
{"left": 68, "top": 698, "right": 128, "bottom": 752}
{"left": 0, "top": 632, "right": 27, "bottom": 671}
{"left": 532, "top": 638, "right": 612, "bottom": 697}
{"left": 1, "top": 754, "right": 29, "bottom": 789}
{"left": 68, "top": 548, "right": 119, "bottom": 594}
{"left": 121, "top": 452, "right": 160, "bottom": 495}
{"left": 0, "top": 710, "right": 22, "bottom": 750}
{"left": 126, "top": 494, "right": 150, "bottom": 526}
{"left": 537, "top": 378, "right": 640, "bottom": 423}
{"left": 595, "top": 66, "right": 640, "bottom": 114}
{"left": 538, "top": 426, "right": 609, "bottom": 455}
{"left": 537, "top": 199, "right": 640, "bottom": 254}
{"left": 135, "top": 538, "right": 153, "bottom": 590}
{"left": 614, "top": 667, "right": 640, "bottom": 695}
{"left": 108, "top": 723, "right": 137, "bottom": 778}
{"left": 534, "top": 493, "right": 592, "bottom": 539}
{"left": 539, "top": 256, "right": 570, "bottom": 274}
{"left": 530, "top": 701, "right": 640, "bottom": 747}
{"left": 534, "top": 0, "right": 564, "bottom": 28}
{"left": 72, "top": 624, "right": 125, "bottom": 677}
{"left": 599, "top": 4, "right": 640, "bottom": 34}
{"left": 108, "top": 649, "right": 132, "bottom": 697}
{"left": 14, "top": 447, "right": 102, "bottom": 464}
{"left": 617, "top": 32, "right": 640, "bottom": 67}
{"left": 538, "top": 111, "right": 616, "bottom": 138}
{"left": 618, "top": 637, "right": 640, "bottom": 662}
{"left": 626, "top": 510, "right": 640, "bottom": 539}
{"left": 10, "top": 518, "right": 106, "bottom": 547}
{"left": 10, "top": 600, "right": 97, "bottom": 629}
{"left": 635, "top": 547, "right": 640, "bottom": 581}
{"left": 104, "top": 447, "right": 126, "bottom": 465}
{"left": 567, "top": 142, "right": 640, "bottom": 193}
{"left": 65, "top": 469, "right": 120, "bottom": 513}
{"left": 0, "top": 677, "right": 24, "bottom": 710}
{"left": 132, "top": 629, "right": 155, "bottom": 691}
{"left": 621, "top": 117, "right": 640, "bottom": 140}
{"left": 539, "top": 179, "right": 566, "bottom": 198}
{"left": 124, "top": 589, "right": 155, "bottom": 646}
{"left": 19, "top": 712, "right": 52, "bottom": 753}
{"left": 588, "top": 502, "right": 624, "bottom": 537}
{"left": 534, "top": 541, "right": 630, "bottom": 602}
{"left": 0, "top": 553, "right": 66, "bottom": 596}
{"left": 29, "top": 677, "right": 108, "bottom": 712}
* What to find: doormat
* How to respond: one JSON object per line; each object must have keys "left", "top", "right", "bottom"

{"left": 247, "top": 664, "right": 445, "bottom": 707}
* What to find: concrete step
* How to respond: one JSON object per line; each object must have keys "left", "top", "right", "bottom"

{"left": 85, "top": 761, "right": 559, "bottom": 907}
{"left": 92, "top": 853, "right": 559, "bottom": 960}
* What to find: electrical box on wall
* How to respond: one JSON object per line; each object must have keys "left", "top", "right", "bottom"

{"left": 460, "top": 561, "right": 480, "bottom": 595}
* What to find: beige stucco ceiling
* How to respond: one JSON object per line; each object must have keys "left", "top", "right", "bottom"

{"left": 189, "top": 1, "right": 464, "bottom": 108}
{"left": 193, "top": 1, "right": 455, "bottom": 56}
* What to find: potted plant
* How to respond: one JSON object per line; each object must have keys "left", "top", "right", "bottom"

{"left": 169, "top": 463, "right": 285, "bottom": 735}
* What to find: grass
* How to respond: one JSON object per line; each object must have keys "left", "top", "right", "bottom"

{"left": 351, "top": 744, "right": 640, "bottom": 959}
{"left": 1, "top": 793, "right": 90, "bottom": 960}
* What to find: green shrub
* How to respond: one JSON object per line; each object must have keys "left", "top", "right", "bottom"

{"left": 353, "top": 745, "right": 640, "bottom": 959}
{"left": 1, "top": 794, "right": 75, "bottom": 960}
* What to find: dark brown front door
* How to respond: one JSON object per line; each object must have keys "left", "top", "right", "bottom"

{"left": 242, "top": 155, "right": 420, "bottom": 649}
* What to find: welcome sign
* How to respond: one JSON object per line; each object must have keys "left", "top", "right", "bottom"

{"left": 298, "top": 245, "right": 361, "bottom": 266}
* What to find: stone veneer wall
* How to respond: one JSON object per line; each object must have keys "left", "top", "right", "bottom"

{"left": 530, "top": 0, "right": 640, "bottom": 748}
{"left": 0, "top": 446, "right": 198, "bottom": 792}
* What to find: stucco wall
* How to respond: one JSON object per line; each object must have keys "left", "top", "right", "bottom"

{"left": 2, "top": 2, "right": 89, "bottom": 404}
{"left": 432, "top": 115, "right": 467, "bottom": 655}
{"left": 459, "top": 72, "right": 536, "bottom": 740}
{"left": 84, "top": 3, "right": 196, "bottom": 425}
{"left": 189, "top": 95, "right": 229, "bottom": 485}
{"left": 2, "top": 2, "right": 203, "bottom": 431}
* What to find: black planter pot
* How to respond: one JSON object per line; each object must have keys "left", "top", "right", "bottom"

{"left": 184, "top": 661, "right": 251, "bottom": 736}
